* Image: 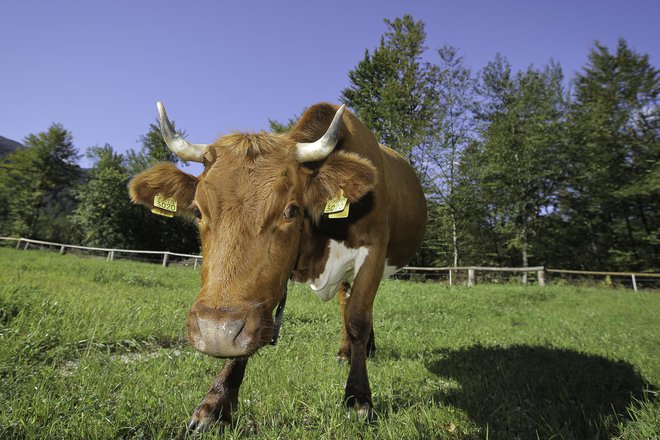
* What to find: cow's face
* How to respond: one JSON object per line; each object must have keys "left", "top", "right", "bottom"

{"left": 129, "top": 103, "right": 377, "bottom": 358}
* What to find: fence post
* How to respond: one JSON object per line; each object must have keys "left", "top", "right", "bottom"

{"left": 107, "top": 250, "right": 115, "bottom": 262}
{"left": 537, "top": 270, "right": 546, "bottom": 287}
{"left": 193, "top": 257, "right": 198, "bottom": 271}
{"left": 449, "top": 269, "right": 453, "bottom": 286}
{"left": 631, "top": 274, "right": 637, "bottom": 292}
{"left": 162, "top": 252, "right": 169, "bottom": 268}
{"left": 468, "top": 269, "right": 475, "bottom": 287}
{"left": 60, "top": 245, "right": 66, "bottom": 255}
{"left": 24, "top": 241, "right": 30, "bottom": 250}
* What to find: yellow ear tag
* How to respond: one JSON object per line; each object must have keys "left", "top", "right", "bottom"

{"left": 151, "top": 207, "right": 174, "bottom": 218}
{"left": 154, "top": 194, "right": 177, "bottom": 212}
{"left": 325, "top": 189, "right": 350, "bottom": 219}
{"left": 152, "top": 194, "right": 177, "bottom": 217}
{"left": 328, "top": 201, "right": 350, "bottom": 219}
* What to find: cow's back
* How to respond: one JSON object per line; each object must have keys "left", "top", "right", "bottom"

{"left": 378, "top": 145, "right": 427, "bottom": 267}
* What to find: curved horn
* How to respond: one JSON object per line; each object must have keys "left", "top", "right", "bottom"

{"left": 295, "top": 104, "right": 346, "bottom": 162}
{"left": 157, "top": 101, "right": 209, "bottom": 163}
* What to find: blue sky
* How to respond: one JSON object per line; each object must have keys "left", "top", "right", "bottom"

{"left": 2, "top": 0, "right": 659, "bottom": 171}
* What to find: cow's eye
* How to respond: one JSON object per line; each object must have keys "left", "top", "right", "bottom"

{"left": 192, "top": 207, "right": 202, "bottom": 219}
{"left": 284, "top": 205, "right": 299, "bottom": 220}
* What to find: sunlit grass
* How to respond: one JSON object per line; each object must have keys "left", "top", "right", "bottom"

{"left": 0, "top": 248, "right": 658, "bottom": 439}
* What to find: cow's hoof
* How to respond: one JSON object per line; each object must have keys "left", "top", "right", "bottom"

{"left": 187, "top": 416, "right": 229, "bottom": 434}
{"left": 357, "top": 402, "right": 375, "bottom": 422}
{"left": 187, "top": 406, "right": 229, "bottom": 433}
{"left": 336, "top": 350, "right": 350, "bottom": 363}
{"left": 346, "top": 396, "right": 375, "bottom": 423}
{"left": 347, "top": 402, "right": 375, "bottom": 423}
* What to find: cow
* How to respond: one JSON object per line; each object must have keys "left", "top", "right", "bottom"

{"left": 128, "top": 101, "right": 427, "bottom": 431}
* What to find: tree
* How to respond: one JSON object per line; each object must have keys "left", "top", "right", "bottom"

{"left": 472, "top": 58, "right": 567, "bottom": 277}
{"left": 268, "top": 114, "right": 299, "bottom": 134}
{"left": 562, "top": 39, "right": 659, "bottom": 270}
{"left": 70, "top": 145, "right": 140, "bottom": 248}
{"left": 422, "top": 45, "right": 478, "bottom": 267}
{"left": 126, "top": 122, "right": 187, "bottom": 175}
{"left": 341, "top": 14, "right": 438, "bottom": 165}
{"left": 0, "top": 124, "right": 80, "bottom": 241}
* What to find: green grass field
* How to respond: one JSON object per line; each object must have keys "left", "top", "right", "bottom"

{"left": 1, "top": 247, "right": 658, "bottom": 439}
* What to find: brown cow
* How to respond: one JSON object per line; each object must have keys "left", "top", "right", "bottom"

{"left": 129, "top": 101, "right": 427, "bottom": 431}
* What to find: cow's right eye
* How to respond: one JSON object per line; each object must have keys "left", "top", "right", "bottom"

{"left": 192, "top": 207, "right": 202, "bottom": 219}
{"left": 284, "top": 205, "right": 299, "bottom": 220}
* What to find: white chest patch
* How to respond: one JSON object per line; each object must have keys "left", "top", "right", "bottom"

{"left": 308, "top": 240, "right": 369, "bottom": 301}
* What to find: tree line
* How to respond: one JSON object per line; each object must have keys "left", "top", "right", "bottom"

{"left": 336, "top": 15, "right": 658, "bottom": 272}
{"left": 1, "top": 14, "right": 657, "bottom": 271}
{"left": 0, "top": 122, "right": 199, "bottom": 255}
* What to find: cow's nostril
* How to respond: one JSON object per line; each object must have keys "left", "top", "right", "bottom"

{"left": 226, "top": 319, "right": 246, "bottom": 342}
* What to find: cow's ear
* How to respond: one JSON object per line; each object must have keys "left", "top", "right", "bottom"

{"left": 129, "top": 163, "right": 198, "bottom": 216}
{"left": 302, "top": 151, "right": 377, "bottom": 220}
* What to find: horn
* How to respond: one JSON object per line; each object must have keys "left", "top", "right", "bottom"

{"left": 157, "top": 101, "right": 209, "bottom": 163}
{"left": 295, "top": 104, "right": 346, "bottom": 162}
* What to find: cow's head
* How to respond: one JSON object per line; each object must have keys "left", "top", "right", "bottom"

{"left": 129, "top": 102, "right": 377, "bottom": 358}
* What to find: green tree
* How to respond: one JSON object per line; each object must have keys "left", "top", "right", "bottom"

{"left": 563, "top": 39, "right": 659, "bottom": 270}
{"left": 126, "top": 122, "right": 186, "bottom": 175}
{"left": 473, "top": 58, "right": 567, "bottom": 276}
{"left": 422, "top": 46, "right": 478, "bottom": 267}
{"left": 341, "top": 14, "right": 438, "bottom": 165}
{"left": 268, "top": 114, "right": 299, "bottom": 134}
{"left": 71, "top": 145, "right": 140, "bottom": 248}
{"left": 0, "top": 124, "right": 80, "bottom": 240}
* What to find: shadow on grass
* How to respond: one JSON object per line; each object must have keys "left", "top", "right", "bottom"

{"left": 423, "top": 345, "right": 655, "bottom": 439}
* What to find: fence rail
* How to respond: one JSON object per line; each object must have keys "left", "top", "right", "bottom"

{"left": 400, "top": 265, "right": 547, "bottom": 287}
{"left": 1, "top": 236, "right": 202, "bottom": 269}
{"left": 2, "top": 237, "right": 658, "bottom": 291}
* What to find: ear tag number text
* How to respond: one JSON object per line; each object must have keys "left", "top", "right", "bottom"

{"left": 152, "top": 194, "right": 177, "bottom": 217}
{"left": 154, "top": 194, "right": 177, "bottom": 212}
{"left": 324, "top": 189, "right": 350, "bottom": 219}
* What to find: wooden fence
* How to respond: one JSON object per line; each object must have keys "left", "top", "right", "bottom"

{"left": 545, "top": 268, "right": 660, "bottom": 292}
{"left": 2, "top": 237, "right": 659, "bottom": 291}
{"left": 396, "top": 265, "right": 660, "bottom": 292}
{"left": 0, "top": 236, "right": 201, "bottom": 269}
{"left": 399, "top": 265, "right": 547, "bottom": 287}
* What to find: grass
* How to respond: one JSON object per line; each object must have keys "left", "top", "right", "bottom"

{"left": 0, "top": 247, "right": 658, "bottom": 439}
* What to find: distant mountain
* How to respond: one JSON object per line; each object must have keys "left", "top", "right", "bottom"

{"left": 0, "top": 135, "right": 25, "bottom": 156}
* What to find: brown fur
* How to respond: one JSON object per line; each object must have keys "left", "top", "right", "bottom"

{"left": 127, "top": 102, "right": 427, "bottom": 427}
{"left": 302, "top": 150, "right": 377, "bottom": 221}
{"left": 129, "top": 163, "right": 198, "bottom": 215}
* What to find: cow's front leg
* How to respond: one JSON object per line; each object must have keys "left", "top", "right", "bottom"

{"left": 337, "top": 281, "right": 376, "bottom": 362}
{"left": 337, "top": 282, "right": 352, "bottom": 362}
{"left": 344, "top": 248, "right": 385, "bottom": 421}
{"left": 188, "top": 358, "right": 248, "bottom": 432}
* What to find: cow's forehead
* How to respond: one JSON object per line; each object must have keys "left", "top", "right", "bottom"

{"left": 200, "top": 159, "right": 292, "bottom": 196}
{"left": 202, "top": 133, "right": 298, "bottom": 183}
{"left": 196, "top": 136, "right": 301, "bottom": 217}
{"left": 204, "top": 132, "right": 293, "bottom": 165}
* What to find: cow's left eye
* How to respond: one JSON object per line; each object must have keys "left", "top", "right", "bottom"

{"left": 283, "top": 205, "right": 299, "bottom": 220}
{"left": 192, "top": 207, "right": 202, "bottom": 219}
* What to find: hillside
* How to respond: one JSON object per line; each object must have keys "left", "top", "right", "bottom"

{"left": 0, "top": 135, "right": 24, "bottom": 156}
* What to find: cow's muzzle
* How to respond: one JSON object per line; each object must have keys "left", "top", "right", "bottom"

{"left": 186, "top": 302, "right": 272, "bottom": 358}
